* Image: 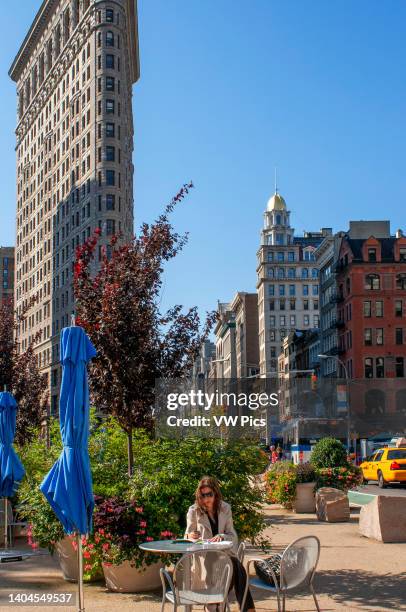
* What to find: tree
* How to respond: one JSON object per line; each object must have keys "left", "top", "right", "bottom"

{"left": 74, "top": 183, "right": 217, "bottom": 474}
{"left": 0, "top": 298, "right": 48, "bottom": 444}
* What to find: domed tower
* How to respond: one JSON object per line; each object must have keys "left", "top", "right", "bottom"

{"left": 261, "top": 190, "right": 294, "bottom": 246}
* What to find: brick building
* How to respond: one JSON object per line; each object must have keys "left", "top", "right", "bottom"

{"left": 336, "top": 221, "right": 406, "bottom": 418}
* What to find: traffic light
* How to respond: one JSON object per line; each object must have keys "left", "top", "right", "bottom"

{"left": 311, "top": 372, "right": 318, "bottom": 391}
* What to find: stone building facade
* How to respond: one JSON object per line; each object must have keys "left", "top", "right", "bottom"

{"left": 256, "top": 189, "right": 331, "bottom": 376}
{"left": 0, "top": 247, "right": 15, "bottom": 305}
{"left": 9, "top": 0, "right": 140, "bottom": 413}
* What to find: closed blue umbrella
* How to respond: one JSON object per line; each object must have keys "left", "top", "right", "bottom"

{"left": 40, "top": 325, "right": 96, "bottom": 612}
{"left": 0, "top": 390, "right": 25, "bottom": 549}
{"left": 40, "top": 326, "right": 96, "bottom": 534}
{"left": 0, "top": 391, "right": 25, "bottom": 498}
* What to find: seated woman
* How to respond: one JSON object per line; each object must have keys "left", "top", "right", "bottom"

{"left": 185, "top": 476, "right": 255, "bottom": 612}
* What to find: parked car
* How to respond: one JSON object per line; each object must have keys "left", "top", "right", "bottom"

{"left": 360, "top": 447, "right": 406, "bottom": 488}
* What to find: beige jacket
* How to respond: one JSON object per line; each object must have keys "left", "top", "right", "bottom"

{"left": 185, "top": 501, "right": 238, "bottom": 554}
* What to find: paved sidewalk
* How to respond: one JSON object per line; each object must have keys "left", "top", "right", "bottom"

{"left": 1, "top": 505, "right": 405, "bottom": 611}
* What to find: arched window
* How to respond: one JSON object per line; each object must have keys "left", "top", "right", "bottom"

{"left": 46, "top": 38, "right": 53, "bottom": 72}
{"left": 63, "top": 8, "right": 70, "bottom": 44}
{"left": 72, "top": 0, "right": 79, "bottom": 26}
{"left": 396, "top": 274, "right": 406, "bottom": 290}
{"left": 365, "top": 274, "right": 380, "bottom": 290}
{"left": 55, "top": 24, "right": 61, "bottom": 56}
{"left": 106, "top": 31, "right": 114, "bottom": 47}
{"left": 276, "top": 214, "right": 281, "bottom": 225}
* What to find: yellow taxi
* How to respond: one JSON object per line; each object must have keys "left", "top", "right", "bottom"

{"left": 360, "top": 447, "right": 406, "bottom": 488}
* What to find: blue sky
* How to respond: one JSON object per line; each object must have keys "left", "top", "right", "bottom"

{"left": 1, "top": 0, "right": 405, "bottom": 319}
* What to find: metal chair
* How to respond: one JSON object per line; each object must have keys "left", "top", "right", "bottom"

{"left": 0, "top": 500, "right": 26, "bottom": 547}
{"left": 242, "top": 535, "right": 321, "bottom": 612}
{"left": 236, "top": 541, "right": 246, "bottom": 564}
{"left": 160, "top": 549, "right": 233, "bottom": 611}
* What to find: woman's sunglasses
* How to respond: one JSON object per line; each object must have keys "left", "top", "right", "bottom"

{"left": 200, "top": 491, "right": 214, "bottom": 498}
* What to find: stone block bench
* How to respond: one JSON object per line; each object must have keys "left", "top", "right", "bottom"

{"left": 359, "top": 495, "right": 406, "bottom": 543}
{"left": 316, "top": 487, "right": 350, "bottom": 522}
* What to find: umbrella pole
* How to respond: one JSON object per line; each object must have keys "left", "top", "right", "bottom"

{"left": 4, "top": 498, "right": 8, "bottom": 550}
{"left": 77, "top": 534, "right": 85, "bottom": 612}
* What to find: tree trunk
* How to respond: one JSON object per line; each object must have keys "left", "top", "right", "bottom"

{"left": 127, "top": 427, "right": 134, "bottom": 477}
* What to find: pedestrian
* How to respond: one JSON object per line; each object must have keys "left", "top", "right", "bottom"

{"left": 276, "top": 444, "right": 283, "bottom": 461}
{"left": 270, "top": 445, "right": 279, "bottom": 463}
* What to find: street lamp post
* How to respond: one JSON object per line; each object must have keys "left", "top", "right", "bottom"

{"left": 318, "top": 354, "right": 351, "bottom": 453}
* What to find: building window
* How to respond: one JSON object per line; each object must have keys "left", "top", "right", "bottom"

{"left": 280, "top": 315, "right": 286, "bottom": 326}
{"left": 106, "top": 194, "right": 115, "bottom": 210}
{"left": 289, "top": 299, "right": 296, "bottom": 310}
{"left": 106, "top": 76, "right": 115, "bottom": 91}
{"left": 364, "top": 328, "right": 372, "bottom": 346}
{"left": 279, "top": 299, "right": 286, "bottom": 310}
{"left": 277, "top": 252, "right": 284, "bottom": 262}
{"left": 302, "top": 268, "right": 309, "bottom": 279}
{"left": 376, "top": 328, "right": 384, "bottom": 345}
{"left": 365, "top": 274, "right": 380, "bottom": 290}
{"left": 106, "top": 145, "right": 115, "bottom": 161}
{"left": 364, "top": 358, "right": 373, "bottom": 378}
{"left": 396, "top": 357, "right": 404, "bottom": 378}
{"left": 106, "top": 121, "right": 115, "bottom": 136}
{"left": 375, "top": 301, "right": 383, "bottom": 317}
{"left": 277, "top": 268, "right": 285, "bottom": 279}
{"left": 288, "top": 251, "right": 295, "bottom": 262}
{"left": 279, "top": 285, "right": 285, "bottom": 296}
{"left": 106, "top": 99, "right": 115, "bottom": 114}
{"left": 270, "top": 316, "right": 275, "bottom": 326}
{"left": 314, "top": 315, "right": 319, "bottom": 327}
{"left": 106, "top": 170, "right": 115, "bottom": 185}
{"left": 304, "top": 315, "right": 310, "bottom": 326}
{"left": 303, "top": 299, "right": 309, "bottom": 310}
{"left": 269, "top": 330, "right": 276, "bottom": 341}
{"left": 399, "top": 248, "right": 406, "bottom": 262}
{"left": 364, "top": 301, "right": 371, "bottom": 317}
{"left": 289, "top": 285, "right": 295, "bottom": 296}
{"left": 312, "top": 268, "right": 318, "bottom": 279}
{"left": 290, "top": 315, "right": 296, "bottom": 326}
{"left": 106, "top": 54, "right": 115, "bottom": 69}
{"left": 106, "top": 219, "right": 116, "bottom": 235}
{"left": 312, "top": 285, "right": 319, "bottom": 296}
{"left": 396, "top": 274, "right": 406, "bottom": 290}
{"left": 106, "top": 31, "right": 114, "bottom": 47}
{"left": 396, "top": 328, "right": 404, "bottom": 345}
{"left": 395, "top": 300, "right": 403, "bottom": 317}
{"left": 268, "top": 285, "right": 275, "bottom": 296}
{"left": 376, "top": 357, "right": 385, "bottom": 378}
{"left": 106, "top": 8, "right": 114, "bottom": 22}
{"left": 269, "top": 299, "right": 275, "bottom": 310}
{"left": 303, "top": 285, "right": 309, "bottom": 296}
{"left": 288, "top": 268, "right": 295, "bottom": 279}
{"left": 267, "top": 251, "right": 274, "bottom": 262}
{"left": 368, "top": 248, "right": 377, "bottom": 262}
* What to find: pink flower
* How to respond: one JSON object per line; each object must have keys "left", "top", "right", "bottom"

{"left": 103, "top": 562, "right": 112, "bottom": 567}
{"left": 84, "top": 564, "right": 92, "bottom": 571}
{"left": 139, "top": 521, "right": 147, "bottom": 528}
{"left": 135, "top": 507, "right": 144, "bottom": 514}
{"left": 83, "top": 551, "right": 91, "bottom": 559}
{"left": 136, "top": 529, "right": 146, "bottom": 535}
{"left": 98, "top": 529, "right": 105, "bottom": 536}
{"left": 102, "top": 543, "right": 110, "bottom": 551}
{"left": 31, "top": 542, "right": 39, "bottom": 550}
{"left": 146, "top": 537, "right": 154, "bottom": 542}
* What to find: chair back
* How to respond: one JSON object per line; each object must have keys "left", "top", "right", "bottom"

{"left": 280, "top": 536, "right": 320, "bottom": 591}
{"left": 0, "top": 500, "right": 13, "bottom": 527}
{"left": 173, "top": 549, "right": 233, "bottom": 606}
{"left": 237, "top": 541, "right": 246, "bottom": 563}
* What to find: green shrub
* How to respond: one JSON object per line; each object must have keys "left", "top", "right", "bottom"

{"left": 128, "top": 435, "right": 269, "bottom": 547}
{"left": 310, "top": 438, "right": 348, "bottom": 468}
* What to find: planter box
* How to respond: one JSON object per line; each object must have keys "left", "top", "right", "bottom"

{"left": 56, "top": 536, "right": 103, "bottom": 583}
{"left": 103, "top": 560, "right": 163, "bottom": 593}
{"left": 293, "top": 482, "right": 316, "bottom": 513}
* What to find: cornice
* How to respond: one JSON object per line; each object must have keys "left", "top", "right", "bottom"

{"left": 9, "top": 0, "right": 59, "bottom": 82}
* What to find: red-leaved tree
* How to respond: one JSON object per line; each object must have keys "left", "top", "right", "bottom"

{"left": 74, "top": 183, "right": 217, "bottom": 474}
{"left": 0, "top": 298, "right": 48, "bottom": 444}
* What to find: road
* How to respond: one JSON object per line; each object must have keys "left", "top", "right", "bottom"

{"left": 356, "top": 482, "right": 406, "bottom": 497}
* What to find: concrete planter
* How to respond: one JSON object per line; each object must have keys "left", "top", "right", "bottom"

{"left": 103, "top": 560, "right": 163, "bottom": 593}
{"left": 293, "top": 482, "right": 316, "bottom": 513}
{"left": 56, "top": 536, "right": 103, "bottom": 583}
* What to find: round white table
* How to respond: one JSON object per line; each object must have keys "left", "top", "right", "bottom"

{"left": 139, "top": 539, "right": 234, "bottom": 611}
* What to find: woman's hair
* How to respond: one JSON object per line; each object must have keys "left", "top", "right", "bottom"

{"left": 195, "top": 476, "right": 223, "bottom": 514}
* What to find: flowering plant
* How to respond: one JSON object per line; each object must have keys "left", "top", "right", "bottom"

{"left": 315, "top": 465, "right": 363, "bottom": 492}
{"left": 91, "top": 496, "right": 175, "bottom": 569}
{"left": 266, "top": 462, "right": 298, "bottom": 508}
